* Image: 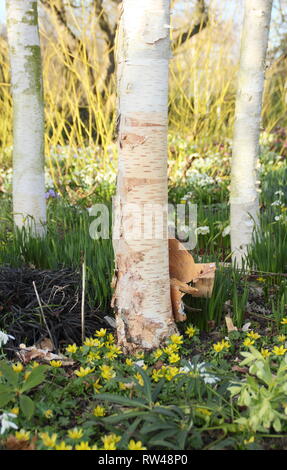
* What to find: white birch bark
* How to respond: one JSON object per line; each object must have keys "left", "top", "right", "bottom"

{"left": 6, "top": 0, "right": 46, "bottom": 236}
{"left": 112, "top": 0, "right": 177, "bottom": 352}
{"left": 230, "top": 0, "right": 273, "bottom": 266}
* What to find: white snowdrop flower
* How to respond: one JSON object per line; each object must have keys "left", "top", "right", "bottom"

{"left": 0, "top": 413, "right": 18, "bottom": 435}
{"left": 195, "top": 226, "right": 210, "bottom": 235}
{"left": 134, "top": 360, "right": 145, "bottom": 368}
{"left": 0, "top": 331, "right": 15, "bottom": 347}
{"left": 271, "top": 200, "right": 281, "bottom": 206}
{"left": 275, "top": 190, "right": 284, "bottom": 197}
{"left": 274, "top": 215, "right": 282, "bottom": 222}
{"left": 222, "top": 225, "right": 231, "bottom": 237}
{"left": 185, "top": 362, "right": 219, "bottom": 385}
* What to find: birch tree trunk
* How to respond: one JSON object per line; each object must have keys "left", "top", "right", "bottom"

{"left": 112, "top": 0, "right": 177, "bottom": 352}
{"left": 6, "top": 0, "right": 46, "bottom": 236}
{"left": 230, "top": 0, "right": 273, "bottom": 266}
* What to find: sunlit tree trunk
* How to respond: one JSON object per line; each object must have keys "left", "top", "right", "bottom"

{"left": 6, "top": 0, "right": 46, "bottom": 236}
{"left": 230, "top": 0, "right": 273, "bottom": 266}
{"left": 112, "top": 0, "right": 177, "bottom": 352}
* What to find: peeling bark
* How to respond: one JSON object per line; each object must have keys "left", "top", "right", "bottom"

{"left": 113, "top": 0, "right": 177, "bottom": 352}
{"left": 230, "top": 0, "right": 273, "bottom": 266}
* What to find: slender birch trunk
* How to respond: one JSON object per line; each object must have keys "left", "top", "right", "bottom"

{"left": 230, "top": 0, "right": 273, "bottom": 266}
{"left": 112, "top": 0, "right": 177, "bottom": 352}
{"left": 6, "top": 0, "right": 46, "bottom": 236}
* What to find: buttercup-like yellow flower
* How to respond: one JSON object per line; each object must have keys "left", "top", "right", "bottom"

{"left": 30, "top": 361, "right": 40, "bottom": 368}
{"left": 151, "top": 369, "right": 164, "bottom": 382}
{"left": 84, "top": 337, "right": 98, "bottom": 347}
{"left": 74, "top": 366, "right": 95, "bottom": 377}
{"left": 134, "top": 372, "right": 144, "bottom": 386}
{"left": 68, "top": 428, "right": 84, "bottom": 440}
{"left": 170, "top": 334, "right": 183, "bottom": 345}
{"left": 186, "top": 325, "right": 196, "bottom": 338}
{"left": 243, "top": 338, "right": 255, "bottom": 347}
{"left": 75, "top": 441, "right": 91, "bottom": 450}
{"left": 196, "top": 408, "right": 212, "bottom": 416}
{"left": 93, "top": 406, "right": 106, "bottom": 417}
{"left": 106, "top": 344, "right": 122, "bottom": 355}
{"left": 10, "top": 407, "right": 19, "bottom": 416}
{"left": 40, "top": 432, "right": 58, "bottom": 448}
{"left": 44, "top": 409, "right": 53, "bottom": 419}
{"left": 12, "top": 362, "right": 23, "bottom": 373}
{"left": 165, "top": 366, "right": 180, "bottom": 381}
{"left": 101, "top": 433, "right": 121, "bottom": 450}
{"left": 277, "top": 335, "right": 286, "bottom": 343}
{"left": 106, "top": 333, "right": 115, "bottom": 343}
{"left": 247, "top": 331, "right": 261, "bottom": 340}
{"left": 261, "top": 348, "right": 271, "bottom": 358}
{"left": 106, "top": 351, "right": 118, "bottom": 360}
{"left": 56, "top": 441, "right": 73, "bottom": 450}
{"left": 66, "top": 343, "right": 78, "bottom": 354}
{"left": 280, "top": 317, "right": 287, "bottom": 325}
{"left": 213, "top": 341, "right": 226, "bottom": 353}
{"left": 15, "top": 430, "right": 30, "bottom": 441}
{"left": 272, "top": 345, "right": 287, "bottom": 356}
{"left": 128, "top": 439, "right": 147, "bottom": 450}
{"left": 164, "top": 344, "right": 179, "bottom": 355}
{"left": 100, "top": 364, "right": 116, "bottom": 380}
{"left": 93, "top": 378, "right": 103, "bottom": 392}
{"left": 126, "top": 358, "right": 134, "bottom": 366}
{"left": 87, "top": 351, "right": 101, "bottom": 363}
{"left": 95, "top": 328, "right": 107, "bottom": 337}
{"left": 135, "top": 351, "right": 144, "bottom": 359}
{"left": 168, "top": 352, "right": 180, "bottom": 364}
{"left": 50, "top": 360, "right": 62, "bottom": 368}
{"left": 244, "top": 436, "right": 255, "bottom": 445}
{"left": 153, "top": 349, "right": 163, "bottom": 360}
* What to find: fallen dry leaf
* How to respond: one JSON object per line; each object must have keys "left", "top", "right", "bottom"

{"left": 16, "top": 344, "right": 74, "bottom": 366}
{"left": 5, "top": 435, "right": 37, "bottom": 451}
{"left": 225, "top": 316, "right": 238, "bottom": 333}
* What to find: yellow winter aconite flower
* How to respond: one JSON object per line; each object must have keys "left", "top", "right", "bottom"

{"left": 10, "top": 407, "right": 19, "bottom": 416}
{"left": 106, "top": 344, "right": 122, "bottom": 355}
{"left": 95, "top": 328, "right": 107, "bottom": 337}
{"left": 256, "top": 277, "right": 266, "bottom": 283}
{"left": 247, "top": 331, "right": 261, "bottom": 340}
{"left": 170, "top": 334, "right": 183, "bottom": 345}
{"left": 87, "top": 351, "right": 101, "bottom": 363}
{"left": 84, "top": 337, "right": 98, "bottom": 347}
{"left": 101, "top": 433, "right": 121, "bottom": 450}
{"left": 280, "top": 317, "right": 287, "bottom": 325}
{"left": 66, "top": 343, "right": 78, "bottom": 354}
{"left": 272, "top": 345, "right": 287, "bottom": 356}
{"left": 213, "top": 340, "right": 230, "bottom": 352}
{"left": 106, "top": 351, "right": 118, "bottom": 360}
{"left": 75, "top": 441, "right": 91, "bottom": 450}
{"left": 12, "top": 362, "right": 23, "bottom": 373}
{"left": 93, "top": 406, "right": 106, "bottom": 417}
{"left": 93, "top": 378, "right": 103, "bottom": 392}
{"left": 50, "top": 360, "right": 62, "bottom": 368}
{"left": 277, "top": 335, "right": 286, "bottom": 343}
{"left": 106, "top": 333, "right": 115, "bottom": 343}
{"left": 153, "top": 349, "right": 163, "bottom": 360}
{"left": 261, "top": 348, "right": 271, "bottom": 358}
{"left": 243, "top": 338, "right": 255, "bottom": 347}
{"left": 135, "top": 351, "right": 144, "bottom": 359}
{"left": 100, "top": 364, "right": 116, "bottom": 380}
{"left": 165, "top": 366, "right": 180, "bottom": 381}
{"left": 164, "top": 344, "right": 179, "bottom": 355}
{"left": 134, "top": 372, "right": 144, "bottom": 386}
{"left": 125, "top": 358, "right": 134, "bottom": 366}
{"left": 186, "top": 325, "right": 196, "bottom": 338}
{"left": 68, "top": 428, "right": 84, "bottom": 440}
{"left": 128, "top": 440, "right": 147, "bottom": 450}
{"left": 168, "top": 352, "right": 180, "bottom": 364}
{"left": 74, "top": 366, "right": 95, "bottom": 377}
{"left": 15, "top": 430, "right": 30, "bottom": 441}
{"left": 244, "top": 436, "right": 255, "bottom": 445}
{"left": 56, "top": 441, "right": 73, "bottom": 450}
{"left": 151, "top": 369, "right": 164, "bottom": 382}
{"left": 30, "top": 361, "right": 40, "bottom": 368}
{"left": 44, "top": 409, "right": 53, "bottom": 419}
{"left": 40, "top": 432, "right": 58, "bottom": 448}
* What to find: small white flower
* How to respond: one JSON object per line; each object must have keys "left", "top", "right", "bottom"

{"left": 275, "top": 215, "right": 282, "bottom": 222}
{"left": 222, "top": 225, "right": 231, "bottom": 237}
{"left": 271, "top": 200, "right": 281, "bottom": 206}
{"left": 134, "top": 360, "right": 145, "bottom": 368}
{"left": 0, "top": 412, "right": 18, "bottom": 435}
{"left": 0, "top": 331, "right": 15, "bottom": 347}
{"left": 275, "top": 190, "right": 284, "bottom": 197}
{"left": 195, "top": 226, "right": 210, "bottom": 235}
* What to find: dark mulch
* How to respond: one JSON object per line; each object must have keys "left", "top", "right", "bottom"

{"left": 0, "top": 267, "right": 111, "bottom": 354}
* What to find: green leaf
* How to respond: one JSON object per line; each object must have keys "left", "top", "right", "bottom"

{"left": 20, "top": 394, "right": 35, "bottom": 420}
{"left": 95, "top": 393, "right": 149, "bottom": 409}
{"left": 20, "top": 366, "right": 47, "bottom": 393}
{"left": 0, "top": 392, "right": 14, "bottom": 407}
{"left": 134, "top": 366, "right": 152, "bottom": 404}
{"left": 103, "top": 411, "right": 147, "bottom": 424}
{"left": 0, "top": 361, "right": 18, "bottom": 386}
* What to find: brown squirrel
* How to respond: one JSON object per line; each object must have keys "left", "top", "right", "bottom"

{"left": 169, "top": 238, "right": 216, "bottom": 322}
